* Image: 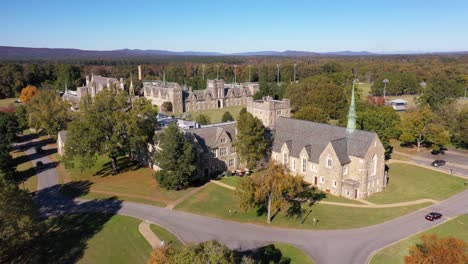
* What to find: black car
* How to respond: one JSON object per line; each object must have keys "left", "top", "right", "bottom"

{"left": 431, "top": 160, "right": 446, "bottom": 167}
{"left": 425, "top": 212, "right": 442, "bottom": 221}
{"left": 36, "top": 161, "right": 45, "bottom": 170}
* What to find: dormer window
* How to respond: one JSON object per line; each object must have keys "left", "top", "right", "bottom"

{"left": 220, "top": 138, "right": 226, "bottom": 143}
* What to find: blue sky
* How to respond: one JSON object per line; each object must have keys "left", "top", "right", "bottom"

{"left": 2, "top": 0, "right": 468, "bottom": 53}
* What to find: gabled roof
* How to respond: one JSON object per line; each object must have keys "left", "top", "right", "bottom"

{"left": 186, "top": 122, "right": 236, "bottom": 152}
{"left": 272, "top": 117, "right": 377, "bottom": 165}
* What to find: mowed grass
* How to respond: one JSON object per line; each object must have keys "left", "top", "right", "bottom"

{"left": 175, "top": 183, "right": 429, "bottom": 230}
{"left": 0, "top": 98, "right": 19, "bottom": 107}
{"left": 358, "top": 82, "right": 372, "bottom": 99}
{"left": 11, "top": 150, "right": 37, "bottom": 192}
{"left": 150, "top": 224, "right": 183, "bottom": 249}
{"left": 367, "top": 163, "right": 466, "bottom": 204}
{"left": 61, "top": 155, "right": 193, "bottom": 207}
{"left": 219, "top": 175, "right": 362, "bottom": 204}
{"left": 273, "top": 243, "right": 315, "bottom": 264}
{"left": 187, "top": 105, "right": 244, "bottom": 123}
{"left": 371, "top": 214, "right": 468, "bottom": 264}
{"left": 76, "top": 214, "right": 152, "bottom": 264}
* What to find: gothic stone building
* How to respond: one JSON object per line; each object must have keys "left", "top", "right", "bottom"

{"left": 247, "top": 96, "right": 291, "bottom": 128}
{"left": 143, "top": 79, "right": 259, "bottom": 113}
{"left": 185, "top": 122, "right": 240, "bottom": 178}
{"left": 62, "top": 74, "right": 127, "bottom": 106}
{"left": 271, "top": 117, "right": 386, "bottom": 199}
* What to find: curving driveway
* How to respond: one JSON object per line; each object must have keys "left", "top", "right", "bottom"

{"left": 24, "top": 138, "right": 468, "bottom": 264}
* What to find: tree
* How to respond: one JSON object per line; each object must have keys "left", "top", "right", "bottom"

{"left": 26, "top": 89, "right": 71, "bottom": 136}
{"left": 235, "top": 111, "right": 269, "bottom": 169}
{"left": 0, "top": 179, "right": 42, "bottom": 262}
{"left": 154, "top": 122, "right": 197, "bottom": 190}
{"left": 222, "top": 111, "right": 234, "bottom": 122}
{"left": 399, "top": 108, "right": 450, "bottom": 151}
{"left": 357, "top": 104, "right": 401, "bottom": 159}
{"left": 0, "top": 113, "right": 19, "bottom": 180}
{"left": 148, "top": 241, "right": 241, "bottom": 264}
{"left": 19, "top": 85, "right": 38, "bottom": 104}
{"left": 453, "top": 107, "right": 468, "bottom": 147}
{"left": 195, "top": 114, "right": 211, "bottom": 125}
{"left": 15, "top": 105, "right": 28, "bottom": 132}
{"left": 162, "top": 101, "right": 173, "bottom": 112}
{"left": 293, "top": 105, "right": 329, "bottom": 123}
{"left": 236, "top": 163, "right": 304, "bottom": 224}
{"left": 405, "top": 234, "right": 467, "bottom": 264}
{"left": 125, "top": 97, "right": 158, "bottom": 158}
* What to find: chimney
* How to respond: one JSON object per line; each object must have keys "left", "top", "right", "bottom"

{"left": 86, "top": 75, "right": 90, "bottom": 86}
{"left": 138, "top": 65, "right": 142, "bottom": 81}
{"left": 189, "top": 86, "right": 193, "bottom": 93}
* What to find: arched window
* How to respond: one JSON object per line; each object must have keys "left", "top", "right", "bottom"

{"left": 372, "top": 154, "right": 377, "bottom": 176}
{"left": 302, "top": 158, "right": 307, "bottom": 173}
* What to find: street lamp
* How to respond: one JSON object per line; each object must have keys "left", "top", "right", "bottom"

{"left": 382, "top": 79, "right": 389, "bottom": 99}
{"left": 277, "top": 64, "right": 280, "bottom": 85}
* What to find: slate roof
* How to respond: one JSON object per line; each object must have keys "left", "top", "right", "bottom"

{"left": 272, "top": 117, "right": 377, "bottom": 165}
{"left": 92, "top": 75, "right": 119, "bottom": 86}
{"left": 186, "top": 122, "right": 236, "bottom": 152}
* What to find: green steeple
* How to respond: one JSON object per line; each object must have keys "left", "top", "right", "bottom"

{"left": 347, "top": 81, "right": 357, "bottom": 134}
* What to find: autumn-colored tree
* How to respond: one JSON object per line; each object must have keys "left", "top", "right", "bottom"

{"left": 236, "top": 163, "right": 304, "bottom": 224}
{"left": 19, "top": 85, "right": 38, "bottom": 104}
{"left": 399, "top": 108, "right": 450, "bottom": 151}
{"left": 405, "top": 234, "right": 468, "bottom": 264}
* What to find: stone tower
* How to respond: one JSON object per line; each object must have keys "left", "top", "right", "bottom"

{"left": 347, "top": 81, "right": 357, "bottom": 134}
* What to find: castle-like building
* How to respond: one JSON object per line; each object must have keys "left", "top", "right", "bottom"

{"left": 271, "top": 84, "right": 386, "bottom": 199}
{"left": 62, "top": 74, "right": 130, "bottom": 106}
{"left": 247, "top": 96, "right": 291, "bottom": 128}
{"left": 143, "top": 79, "right": 259, "bottom": 113}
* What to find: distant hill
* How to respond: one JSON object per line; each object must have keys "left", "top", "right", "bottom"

{"left": 0, "top": 46, "right": 467, "bottom": 60}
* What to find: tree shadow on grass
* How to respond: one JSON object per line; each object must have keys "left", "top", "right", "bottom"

{"left": 238, "top": 244, "right": 291, "bottom": 264}
{"left": 27, "top": 184, "right": 124, "bottom": 263}
{"left": 94, "top": 157, "right": 143, "bottom": 177}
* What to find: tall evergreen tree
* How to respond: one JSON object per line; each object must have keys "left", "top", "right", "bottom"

{"left": 235, "top": 111, "right": 268, "bottom": 169}
{"left": 154, "top": 122, "right": 197, "bottom": 190}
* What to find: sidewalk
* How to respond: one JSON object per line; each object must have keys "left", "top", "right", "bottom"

{"left": 211, "top": 179, "right": 438, "bottom": 208}
{"left": 138, "top": 221, "right": 162, "bottom": 249}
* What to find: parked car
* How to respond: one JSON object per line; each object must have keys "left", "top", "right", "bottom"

{"left": 36, "top": 161, "right": 45, "bottom": 170}
{"left": 425, "top": 212, "right": 442, "bottom": 221}
{"left": 431, "top": 160, "right": 446, "bottom": 167}
{"left": 35, "top": 146, "right": 44, "bottom": 153}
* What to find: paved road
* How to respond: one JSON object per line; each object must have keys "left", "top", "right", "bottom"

{"left": 24, "top": 138, "right": 468, "bottom": 264}
{"left": 394, "top": 150, "right": 468, "bottom": 178}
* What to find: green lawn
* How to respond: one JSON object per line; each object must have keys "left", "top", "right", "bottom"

{"left": 273, "top": 243, "right": 315, "bottom": 264}
{"left": 175, "top": 183, "right": 429, "bottom": 230}
{"left": 371, "top": 214, "right": 468, "bottom": 264}
{"left": 60, "top": 155, "right": 193, "bottom": 206}
{"left": 358, "top": 82, "right": 372, "bottom": 99}
{"left": 150, "top": 224, "right": 183, "bottom": 249}
{"left": 219, "top": 175, "right": 242, "bottom": 187}
{"left": 76, "top": 214, "right": 152, "bottom": 264}
{"left": 367, "top": 163, "right": 466, "bottom": 204}
{"left": 219, "top": 175, "right": 362, "bottom": 204}
{"left": 0, "top": 98, "right": 19, "bottom": 107}
{"left": 11, "top": 150, "right": 37, "bottom": 192}
{"left": 187, "top": 105, "right": 244, "bottom": 123}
